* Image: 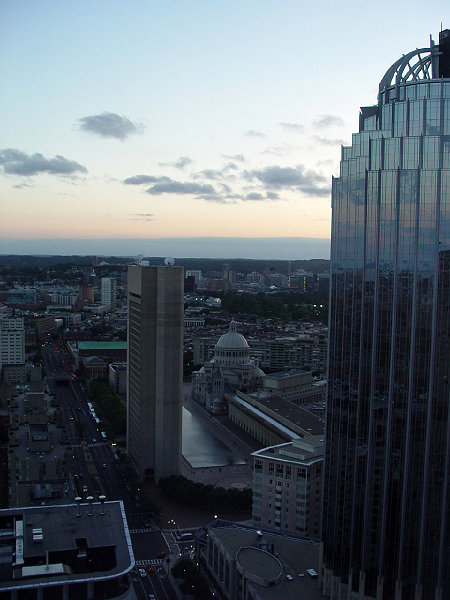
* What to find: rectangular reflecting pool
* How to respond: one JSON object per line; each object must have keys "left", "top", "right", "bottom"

{"left": 182, "top": 408, "right": 245, "bottom": 468}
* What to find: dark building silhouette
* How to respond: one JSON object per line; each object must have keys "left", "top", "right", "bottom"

{"left": 321, "top": 31, "right": 450, "bottom": 600}
{"left": 127, "top": 264, "right": 183, "bottom": 482}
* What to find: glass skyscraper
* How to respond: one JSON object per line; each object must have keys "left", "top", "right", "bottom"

{"left": 321, "top": 31, "right": 450, "bottom": 600}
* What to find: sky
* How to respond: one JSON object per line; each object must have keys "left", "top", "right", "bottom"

{"left": 0, "top": 1, "right": 447, "bottom": 259}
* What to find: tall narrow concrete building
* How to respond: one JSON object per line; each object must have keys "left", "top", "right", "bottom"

{"left": 127, "top": 264, "right": 184, "bottom": 481}
{"left": 321, "top": 31, "right": 450, "bottom": 600}
{"left": 101, "top": 276, "right": 117, "bottom": 310}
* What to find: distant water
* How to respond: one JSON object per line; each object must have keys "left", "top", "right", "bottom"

{"left": 182, "top": 408, "right": 245, "bottom": 468}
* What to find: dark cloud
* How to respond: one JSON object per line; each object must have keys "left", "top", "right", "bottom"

{"left": 195, "top": 192, "right": 235, "bottom": 204}
{"left": 244, "top": 130, "right": 266, "bottom": 138}
{"left": 195, "top": 169, "right": 222, "bottom": 180}
{"left": 244, "top": 164, "right": 329, "bottom": 196}
{"left": 313, "top": 114, "right": 344, "bottom": 129}
{"left": 78, "top": 112, "right": 146, "bottom": 140}
{"left": 280, "top": 122, "right": 305, "bottom": 133}
{"left": 299, "top": 186, "right": 331, "bottom": 197}
{"left": 133, "top": 213, "right": 155, "bottom": 221}
{"left": 193, "top": 163, "right": 239, "bottom": 181}
{"left": 262, "top": 145, "right": 300, "bottom": 156}
{"left": 159, "top": 156, "right": 194, "bottom": 169}
{"left": 146, "top": 180, "right": 215, "bottom": 196}
{"left": 221, "top": 153, "right": 245, "bottom": 162}
{"left": 0, "top": 148, "right": 87, "bottom": 176}
{"left": 222, "top": 162, "right": 239, "bottom": 172}
{"left": 245, "top": 193, "right": 265, "bottom": 201}
{"left": 13, "top": 182, "right": 34, "bottom": 189}
{"left": 123, "top": 174, "right": 169, "bottom": 185}
{"left": 312, "top": 135, "right": 345, "bottom": 146}
{"left": 266, "top": 191, "right": 280, "bottom": 200}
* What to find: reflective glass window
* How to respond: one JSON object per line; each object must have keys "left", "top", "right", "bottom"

{"left": 442, "top": 137, "right": 450, "bottom": 169}
{"left": 443, "top": 101, "right": 450, "bottom": 135}
{"left": 365, "top": 115, "right": 376, "bottom": 131}
{"left": 384, "top": 138, "right": 400, "bottom": 170}
{"left": 371, "top": 139, "right": 382, "bottom": 171}
{"left": 429, "top": 83, "right": 442, "bottom": 99}
{"left": 425, "top": 99, "right": 441, "bottom": 135}
{"left": 382, "top": 104, "right": 392, "bottom": 132}
{"left": 352, "top": 134, "right": 361, "bottom": 158}
{"left": 360, "top": 132, "right": 370, "bottom": 156}
{"left": 394, "top": 103, "right": 407, "bottom": 137}
{"left": 417, "top": 82, "right": 428, "bottom": 99}
{"left": 406, "top": 85, "right": 416, "bottom": 100}
{"left": 342, "top": 147, "right": 352, "bottom": 161}
{"left": 403, "top": 138, "right": 420, "bottom": 169}
{"left": 422, "top": 137, "right": 440, "bottom": 170}
{"left": 440, "top": 171, "right": 450, "bottom": 248}
{"left": 409, "top": 100, "right": 424, "bottom": 136}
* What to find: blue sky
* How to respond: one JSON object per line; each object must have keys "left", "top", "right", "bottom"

{"left": 0, "top": 1, "right": 447, "bottom": 258}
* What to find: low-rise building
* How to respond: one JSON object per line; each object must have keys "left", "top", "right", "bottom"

{"left": 71, "top": 341, "right": 127, "bottom": 369}
{"left": 248, "top": 332, "right": 328, "bottom": 373}
{"left": 252, "top": 437, "right": 323, "bottom": 538}
{"left": 184, "top": 316, "right": 205, "bottom": 328}
{"left": 0, "top": 500, "right": 134, "bottom": 600}
{"left": 109, "top": 363, "right": 127, "bottom": 395}
{"left": 2, "top": 362, "right": 42, "bottom": 384}
{"left": 197, "top": 522, "right": 323, "bottom": 600}
{"left": 263, "top": 371, "right": 326, "bottom": 405}
{"left": 6, "top": 385, "right": 73, "bottom": 507}
{"left": 80, "top": 355, "right": 109, "bottom": 380}
{"left": 193, "top": 336, "right": 217, "bottom": 364}
{"left": 227, "top": 389, "right": 325, "bottom": 448}
{"left": 33, "top": 315, "right": 57, "bottom": 340}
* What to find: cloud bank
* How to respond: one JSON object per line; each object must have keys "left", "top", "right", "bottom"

{"left": 159, "top": 156, "right": 194, "bottom": 169}
{"left": 280, "top": 122, "right": 305, "bottom": 133}
{"left": 244, "top": 165, "right": 330, "bottom": 196}
{"left": 313, "top": 114, "right": 344, "bottom": 129}
{"left": 78, "top": 112, "right": 146, "bottom": 140}
{"left": 0, "top": 149, "right": 87, "bottom": 177}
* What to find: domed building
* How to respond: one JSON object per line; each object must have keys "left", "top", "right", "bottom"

{"left": 192, "top": 320, "right": 265, "bottom": 413}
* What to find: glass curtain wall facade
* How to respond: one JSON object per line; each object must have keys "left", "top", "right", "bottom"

{"left": 321, "top": 31, "right": 450, "bottom": 600}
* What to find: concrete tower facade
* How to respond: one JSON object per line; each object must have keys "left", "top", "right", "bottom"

{"left": 0, "top": 316, "right": 25, "bottom": 373}
{"left": 321, "top": 31, "right": 450, "bottom": 600}
{"left": 126, "top": 264, "right": 184, "bottom": 482}
{"left": 101, "top": 277, "right": 117, "bottom": 310}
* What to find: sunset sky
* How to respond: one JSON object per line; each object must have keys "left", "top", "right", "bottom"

{"left": 0, "top": 1, "right": 446, "bottom": 258}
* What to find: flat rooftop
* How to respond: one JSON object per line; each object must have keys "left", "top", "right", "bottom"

{"left": 264, "top": 370, "right": 310, "bottom": 379}
{"left": 78, "top": 341, "right": 127, "bottom": 350}
{"left": 234, "top": 391, "right": 325, "bottom": 437}
{"left": 210, "top": 526, "right": 323, "bottom": 600}
{"left": 0, "top": 501, "right": 134, "bottom": 591}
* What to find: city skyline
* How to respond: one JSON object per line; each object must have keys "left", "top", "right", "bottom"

{"left": 0, "top": 2, "right": 446, "bottom": 258}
